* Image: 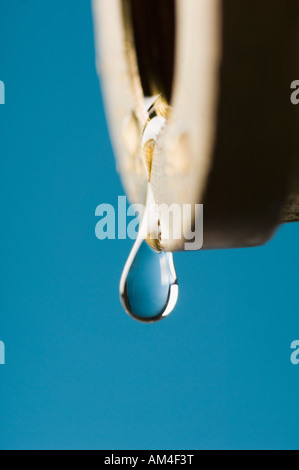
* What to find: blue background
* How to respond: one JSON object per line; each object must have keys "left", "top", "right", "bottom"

{"left": 0, "top": 0, "right": 299, "bottom": 450}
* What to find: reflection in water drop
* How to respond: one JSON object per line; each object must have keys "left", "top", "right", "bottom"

{"left": 120, "top": 237, "right": 178, "bottom": 323}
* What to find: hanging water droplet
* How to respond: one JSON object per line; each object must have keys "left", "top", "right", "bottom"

{"left": 120, "top": 237, "right": 178, "bottom": 324}
{"left": 119, "top": 95, "right": 179, "bottom": 323}
{"left": 120, "top": 181, "right": 179, "bottom": 323}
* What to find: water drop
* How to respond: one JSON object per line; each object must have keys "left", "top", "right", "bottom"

{"left": 120, "top": 237, "right": 178, "bottom": 324}
{"left": 120, "top": 184, "right": 179, "bottom": 323}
